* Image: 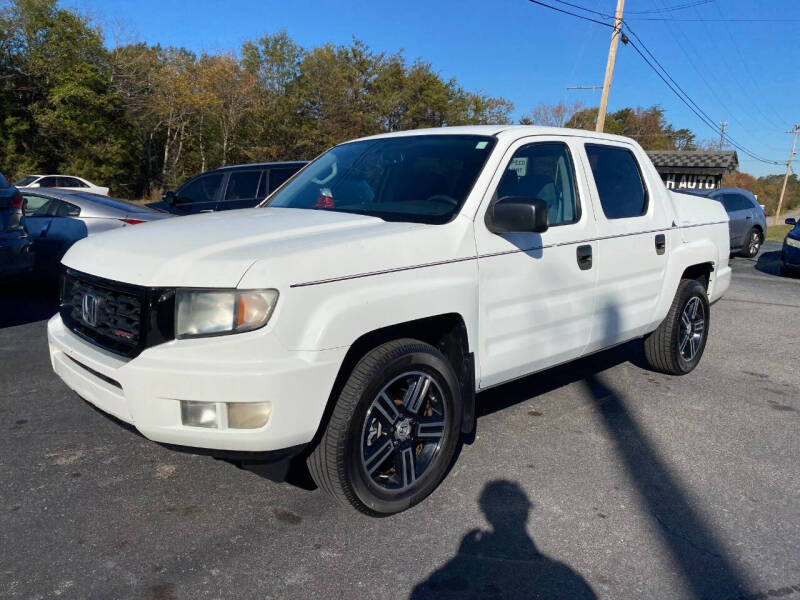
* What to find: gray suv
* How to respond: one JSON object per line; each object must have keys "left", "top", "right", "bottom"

{"left": 686, "top": 187, "right": 766, "bottom": 258}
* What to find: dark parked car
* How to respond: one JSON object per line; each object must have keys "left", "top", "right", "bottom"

{"left": 20, "top": 189, "right": 171, "bottom": 274}
{"left": 151, "top": 161, "right": 308, "bottom": 215}
{"left": 0, "top": 172, "right": 34, "bottom": 280}
{"left": 685, "top": 187, "right": 767, "bottom": 258}
{"left": 780, "top": 217, "right": 800, "bottom": 276}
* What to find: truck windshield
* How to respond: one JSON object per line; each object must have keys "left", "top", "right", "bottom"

{"left": 264, "top": 135, "right": 496, "bottom": 224}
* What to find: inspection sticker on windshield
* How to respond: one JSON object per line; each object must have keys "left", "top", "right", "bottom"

{"left": 475, "top": 141, "right": 488, "bottom": 149}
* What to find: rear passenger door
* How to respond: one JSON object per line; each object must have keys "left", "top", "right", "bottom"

{"left": 720, "top": 193, "right": 750, "bottom": 249}
{"left": 217, "top": 170, "right": 265, "bottom": 211}
{"left": 581, "top": 142, "right": 673, "bottom": 352}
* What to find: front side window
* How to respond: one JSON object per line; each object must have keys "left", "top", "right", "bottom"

{"left": 38, "top": 177, "right": 58, "bottom": 188}
{"left": 585, "top": 144, "right": 648, "bottom": 219}
{"left": 224, "top": 171, "right": 262, "bottom": 201}
{"left": 177, "top": 173, "right": 224, "bottom": 205}
{"left": 495, "top": 142, "right": 580, "bottom": 226}
{"left": 265, "top": 135, "right": 496, "bottom": 224}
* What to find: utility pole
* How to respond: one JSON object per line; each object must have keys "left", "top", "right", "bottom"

{"left": 596, "top": 0, "right": 626, "bottom": 133}
{"left": 774, "top": 124, "right": 800, "bottom": 226}
{"left": 718, "top": 121, "right": 727, "bottom": 151}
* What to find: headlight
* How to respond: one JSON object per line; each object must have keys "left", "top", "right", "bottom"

{"left": 786, "top": 237, "right": 800, "bottom": 249}
{"left": 176, "top": 289, "right": 278, "bottom": 339}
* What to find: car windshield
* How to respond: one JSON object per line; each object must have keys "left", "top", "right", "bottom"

{"left": 264, "top": 135, "right": 496, "bottom": 224}
{"left": 14, "top": 176, "right": 37, "bottom": 186}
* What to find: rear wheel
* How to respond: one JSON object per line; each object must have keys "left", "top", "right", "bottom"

{"left": 307, "top": 339, "right": 462, "bottom": 516}
{"left": 643, "top": 279, "right": 710, "bottom": 375}
{"left": 740, "top": 227, "right": 762, "bottom": 258}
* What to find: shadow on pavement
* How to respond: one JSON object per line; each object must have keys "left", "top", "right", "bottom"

{"left": 0, "top": 280, "right": 59, "bottom": 329}
{"left": 409, "top": 480, "right": 596, "bottom": 600}
{"left": 586, "top": 374, "right": 752, "bottom": 599}
{"left": 754, "top": 250, "right": 783, "bottom": 277}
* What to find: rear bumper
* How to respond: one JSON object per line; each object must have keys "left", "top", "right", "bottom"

{"left": 48, "top": 314, "right": 347, "bottom": 452}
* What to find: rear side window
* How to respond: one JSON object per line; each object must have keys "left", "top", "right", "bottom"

{"left": 177, "top": 173, "right": 224, "bottom": 204}
{"left": 224, "top": 170, "right": 262, "bottom": 200}
{"left": 59, "top": 177, "right": 87, "bottom": 188}
{"left": 268, "top": 167, "right": 299, "bottom": 193}
{"left": 55, "top": 200, "right": 81, "bottom": 217}
{"left": 585, "top": 145, "right": 648, "bottom": 219}
{"left": 721, "top": 193, "right": 752, "bottom": 212}
{"left": 0, "top": 173, "right": 8, "bottom": 188}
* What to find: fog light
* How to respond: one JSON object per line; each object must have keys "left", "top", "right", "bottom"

{"left": 181, "top": 401, "right": 218, "bottom": 428}
{"left": 227, "top": 402, "right": 271, "bottom": 429}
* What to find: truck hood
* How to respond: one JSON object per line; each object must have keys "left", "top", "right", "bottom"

{"left": 61, "top": 208, "right": 470, "bottom": 288}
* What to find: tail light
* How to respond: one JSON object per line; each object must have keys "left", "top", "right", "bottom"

{"left": 119, "top": 218, "right": 145, "bottom": 225}
{"left": 11, "top": 192, "right": 23, "bottom": 210}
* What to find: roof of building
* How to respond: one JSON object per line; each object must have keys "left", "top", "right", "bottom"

{"left": 646, "top": 150, "right": 739, "bottom": 174}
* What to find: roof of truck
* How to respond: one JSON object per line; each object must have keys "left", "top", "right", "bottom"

{"left": 354, "top": 125, "right": 637, "bottom": 145}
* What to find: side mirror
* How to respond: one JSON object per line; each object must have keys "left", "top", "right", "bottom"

{"left": 163, "top": 190, "right": 176, "bottom": 205}
{"left": 785, "top": 218, "right": 796, "bottom": 226}
{"left": 486, "top": 197, "right": 549, "bottom": 234}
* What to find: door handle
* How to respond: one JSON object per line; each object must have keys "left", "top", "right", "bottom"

{"left": 746, "top": 215, "right": 752, "bottom": 220}
{"left": 576, "top": 245, "right": 592, "bottom": 270}
{"left": 655, "top": 233, "right": 666, "bottom": 255}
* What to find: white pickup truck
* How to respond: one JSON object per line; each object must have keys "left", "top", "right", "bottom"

{"left": 48, "top": 126, "right": 731, "bottom": 516}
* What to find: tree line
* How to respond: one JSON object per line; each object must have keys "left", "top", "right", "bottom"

{"left": 2, "top": 0, "right": 794, "bottom": 214}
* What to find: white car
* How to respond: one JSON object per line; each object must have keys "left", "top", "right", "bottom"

{"left": 47, "top": 126, "right": 731, "bottom": 516}
{"left": 16, "top": 174, "right": 109, "bottom": 196}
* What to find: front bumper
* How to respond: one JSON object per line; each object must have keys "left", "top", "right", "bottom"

{"left": 781, "top": 241, "right": 800, "bottom": 268}
{"left": 48, "top": 314, "right": 346, "bottom": 452}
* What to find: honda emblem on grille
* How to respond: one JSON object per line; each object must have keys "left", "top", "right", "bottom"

{"left": 81, "top": 293, "right": 99, "bottom": 327}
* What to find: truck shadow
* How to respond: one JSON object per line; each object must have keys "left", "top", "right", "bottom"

{"left": 0, "top": 280, "right": 59, "bottom": 329}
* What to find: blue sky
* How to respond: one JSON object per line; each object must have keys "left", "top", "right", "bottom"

{"left": 65, "top": 0, "right": 798, "bottom": 176}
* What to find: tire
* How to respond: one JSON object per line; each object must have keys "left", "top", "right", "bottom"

{"left": 740, "top": 227, "right": 762, "bottom": 258}
{"left": 643, "top": 279, "right": 710, "bottom": 375}
{"left": 307, "top": 338, "right": 463, "bottom": 516}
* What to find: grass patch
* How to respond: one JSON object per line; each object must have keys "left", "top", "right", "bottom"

{"left": 766, "top": 224, "right": 791, "bottom": 243}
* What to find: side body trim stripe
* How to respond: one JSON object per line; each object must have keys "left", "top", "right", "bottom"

{"left": 289, "top": 221, "right": 726, "bottom": 288}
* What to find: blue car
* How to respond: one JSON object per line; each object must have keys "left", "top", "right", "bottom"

{"left": 0, "top": 172, "right": 34, "bottom": 280}
{"left": 780, "top": 217, "right": 800, "bottom": 276}
{"left": 684, "top": 187, "right": 767, "bottom": 258}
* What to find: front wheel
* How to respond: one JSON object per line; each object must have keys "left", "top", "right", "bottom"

{"left": 643, "top": 279, "right": 710, "bottom": 375}
{"left": 740, "top": 227, "right": 762, "bottom": 258}
{"left": 307, "top": 339, "right": 463, "bottom": 516}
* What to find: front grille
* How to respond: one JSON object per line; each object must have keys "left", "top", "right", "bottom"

{"left": 61, "top": 270, "right": 146, "bottom": 357}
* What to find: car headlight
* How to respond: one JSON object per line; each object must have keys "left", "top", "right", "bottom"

{"left": 175, "top": 289, "right": 278, "bottom": 339}
{"left": 786, "top": 237, "right": 800, "bottom": 249}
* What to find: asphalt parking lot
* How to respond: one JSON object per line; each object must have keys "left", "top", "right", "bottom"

{"left": 1, "top": 243, "right": 798, "bottom": 600}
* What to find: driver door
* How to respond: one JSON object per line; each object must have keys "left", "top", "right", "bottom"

{"left": 475, "top": 137, "right": 599, "bottom": 388}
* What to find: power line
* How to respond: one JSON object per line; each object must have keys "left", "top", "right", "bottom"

{"left": 628, "top": 0, "right": 712, "bottom": 14}
{"left": 547, "top": 0, "right": 614, "bottom": 20}
{"left": 527, "top": 0, "right": 614, "bottom": 27}
{"left": 627, "top": 17, "right": 800, "bottom": 22}
{"left": 526, "top": 0, "right": 784, "bottom": 164}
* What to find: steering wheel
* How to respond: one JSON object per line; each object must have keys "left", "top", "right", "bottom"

{"left": 426, "top": 194, "right": 458, "bottom": 207}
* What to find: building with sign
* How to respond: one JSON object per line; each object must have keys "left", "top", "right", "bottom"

{"left": 646, "top": 150, "right": 739, "bottom": 191}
